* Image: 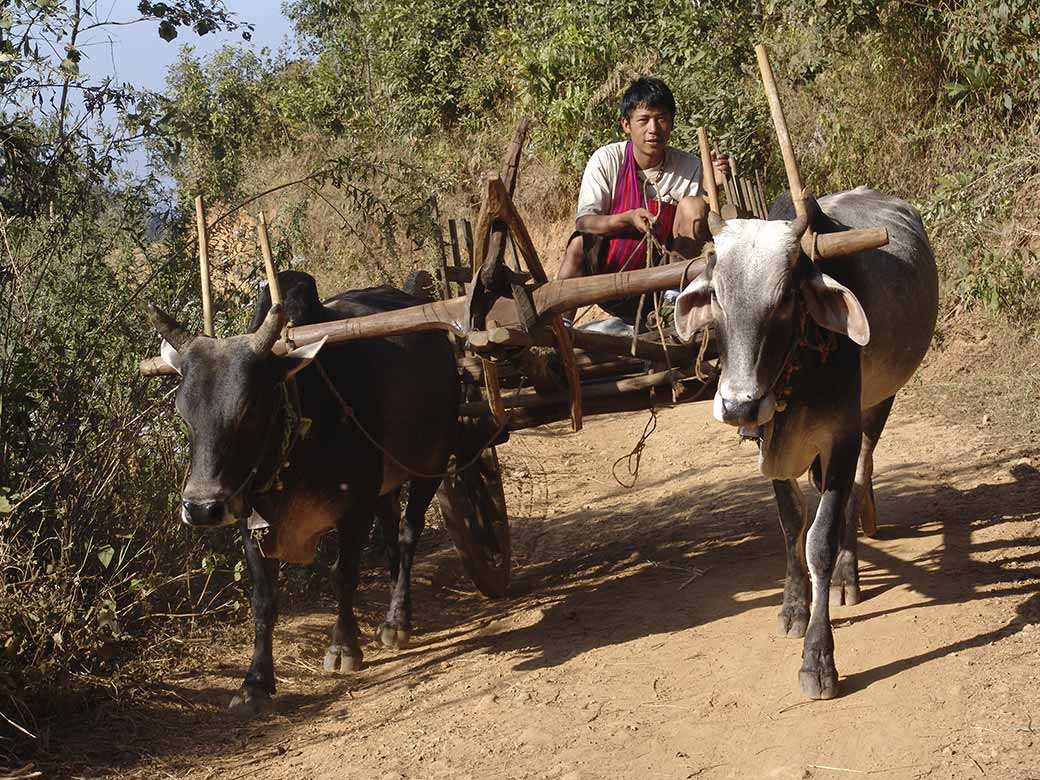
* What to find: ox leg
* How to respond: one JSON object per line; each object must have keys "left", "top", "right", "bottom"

{"left": 773, "top": 478, "right": 810, "bottom": 638}
{"left": 230, "top": 525, "right": 279, "bottom": 717}
{"left": 800, "top": 433, "right": 860, "bottom": 700}
{"left": 324, "top": 494, "right": 377, "bottom": 674}
{"left": 377, "top": 491, "right": 402, "bottom": 584}
{"left": 831, "top": 396, "right": 895, "bottom": 607}
{"left": 379, "top": 477, "right": 440, "bottom": 649}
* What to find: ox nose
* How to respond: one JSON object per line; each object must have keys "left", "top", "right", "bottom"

{"left": 182, "top": 500, "right": 226, "bottom": 528}
{"left": 720, "top": 397, "right": 761, "bottom": 426}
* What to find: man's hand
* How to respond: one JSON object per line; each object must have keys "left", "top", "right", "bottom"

{"left": 712, "top": 153, "right": 731, "bottom": 187}
{"left": 624, "top": 207, "right": 657, "bottom": 234}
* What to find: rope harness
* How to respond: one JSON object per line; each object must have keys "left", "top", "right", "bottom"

{"left": 740, "top": 292, "right": 837, "bottom": 445}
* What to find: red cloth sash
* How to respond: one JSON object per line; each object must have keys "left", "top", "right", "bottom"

{"left": 602, "top": 141, "right": 677, "bottom": 273}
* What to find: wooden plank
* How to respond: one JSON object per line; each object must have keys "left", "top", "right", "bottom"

{"left": 550, "top": 315, "right": 582, "bottom": 431}
{"left": 471, "top": 175, "right": 500, "bottom": 272}
{"left": 468, "top": 373, "right": 719, "bottom": 431}
{"left": 486, "top": 176, "right": 547, "bottom": 284}
{"left": 569, "top": 327, "right": 701, "bottom": 365}
{"left": 459, "top": 366, "right": 700, "bottom": 416}
{"left": 456, "top": 353, "right": 646, "bottom": 385}
{"left": 448, "top": 220, "right": 463, "bottom": 268}
{"left": 462, "top": 220, "right": 474, "bottom": 267}
{"left": 741, "top": 179, "right": 757, "bottom": 219}
{"left": 500, "top": 118, "right": 531, "bottom": 197}
{"left": 444, "top": 266, "right": 471, "bottom": 283}
{"left": 446, "top": 219, "right": 464, "bottom": 298}
{"left": 482, "top": 358, "right": 506, "bottom": 425}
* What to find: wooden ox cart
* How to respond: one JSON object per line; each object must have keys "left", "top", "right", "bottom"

{"left": 139, "top": 45, "right": 889, "bottom": 598}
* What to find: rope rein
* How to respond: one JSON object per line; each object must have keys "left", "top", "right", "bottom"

{"left": 611, "top": 405, "right": 658, "bottom": 488}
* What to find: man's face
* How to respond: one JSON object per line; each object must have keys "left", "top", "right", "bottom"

{"left": 621, "top": 105, "right": 674, "bottom": 160}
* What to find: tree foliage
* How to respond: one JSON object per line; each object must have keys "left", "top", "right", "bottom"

{"left": 0, "top": 0, "right": 254, "bottom": 751}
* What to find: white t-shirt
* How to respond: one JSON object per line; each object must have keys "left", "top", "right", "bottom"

{"left": 576, "top": 140, "right": 703, "bottom": 219}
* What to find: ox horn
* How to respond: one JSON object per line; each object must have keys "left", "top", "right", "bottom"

{"left": 146, "top": 304, "right": 195, "bottom": 350}
{"left": 789, "top": 202, "right": 810, "bottom": 240}
{"left": 251, "top": 303, "right": 286, "bottom": 355}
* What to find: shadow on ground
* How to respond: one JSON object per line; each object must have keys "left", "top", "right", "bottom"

{"left": 48, "top": 445, "right": 1040, "bottom": 777}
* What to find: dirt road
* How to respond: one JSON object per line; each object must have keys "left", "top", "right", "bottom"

{"left": 84, "top": 383, "right": 1040, "bottom": 780}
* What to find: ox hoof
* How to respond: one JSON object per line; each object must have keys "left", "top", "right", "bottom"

{"left": 777, "top": 608, "right": 808, "bottom": 638}
{"left": 377, "top": 623, "right": 411, "bottom": 649}
{"left": 228, "top": 687, "right": 273, "bottom": 718}
{"left": 799, "top": 660, "right": 839, "bottom": 700}
{"left": 323, "top": 644, "right": 363, "bottom": 674}
{"left": 829, "top": 583, "right": 861, "bottom": 607}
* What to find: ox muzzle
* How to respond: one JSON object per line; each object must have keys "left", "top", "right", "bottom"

{"left": 181, "top": 499, "right": 230, "bottom": 528}
{"left": 714, "top": 390, "right": 777, "bottom": 436}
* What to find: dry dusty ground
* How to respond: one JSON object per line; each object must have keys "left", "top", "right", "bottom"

{"left": 61, "top": 376, "right": 1040, "bottom": 780}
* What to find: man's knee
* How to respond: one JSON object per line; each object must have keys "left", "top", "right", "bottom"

{"left": 677, "top": 195, "right": 709, "bottom": 221}
{"left": 674, "top": 195, "right": 709, "bottom": 240}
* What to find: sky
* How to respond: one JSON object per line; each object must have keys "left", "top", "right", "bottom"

{"left": 75, "top": 1, "right": 294, "bottom": 176}
{"left": 79, "top": 1, "right": 292, "bottom": 93}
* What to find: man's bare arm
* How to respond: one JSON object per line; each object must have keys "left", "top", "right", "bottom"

{"left": 576, "top": 208, "right": 655, "bottom": 237}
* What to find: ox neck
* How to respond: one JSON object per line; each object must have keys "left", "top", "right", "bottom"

{"left": 252, "top": 381, "right": 303, "bottom": 498}
{"left": 770, "top": 297, "right": 840, "bottom": 413}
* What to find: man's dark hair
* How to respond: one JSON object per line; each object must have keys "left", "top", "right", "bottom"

{"left": 620, "top": 77, "right": 676, "bottom": 120}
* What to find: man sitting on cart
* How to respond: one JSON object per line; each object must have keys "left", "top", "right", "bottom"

{"left": 558, "top": 77, "right": 729, "bottom": 323}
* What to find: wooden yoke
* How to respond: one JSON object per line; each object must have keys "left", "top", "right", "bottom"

{"left": 139, "top": 259, "right": 710, "bottom": 378}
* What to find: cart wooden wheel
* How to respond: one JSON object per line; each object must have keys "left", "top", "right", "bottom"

{"left": 437, "top": 444, "right": 511, "bottom": 598}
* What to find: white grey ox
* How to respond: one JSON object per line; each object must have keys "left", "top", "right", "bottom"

{"left": 674, "top": 187, "right": 938, "bottom": 699}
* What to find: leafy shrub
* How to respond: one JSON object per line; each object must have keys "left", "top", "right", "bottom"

{"left": 955, "top": 250, "right": 1040, "bottom": 322}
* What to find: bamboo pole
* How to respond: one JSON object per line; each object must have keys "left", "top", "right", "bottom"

{"left": 697, "top": 128, "right": 721, "bottom": 215}
{"left": 741, "top": 179, "right": 757, "bottom": 218}
{"left": 755, "top": 169, "right": 769, "bottom": 218}
{"left": 730, "top": 157, "right": 748, "bottom": 214}
{"left": 194, "top": 195, "right": 214, "bottom": 336}
{"left": 713, "top": 143, "right": 735, "bottom": 207}
{"left": 755, "top": 43, "right": 806, "bottom": 219}
{"left": 257, "top": 210, "right": 282, "bottom": 305}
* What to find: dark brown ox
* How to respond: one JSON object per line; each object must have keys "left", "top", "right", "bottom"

{"left": 149, "top": 271, "right": 459, "bottom": 716}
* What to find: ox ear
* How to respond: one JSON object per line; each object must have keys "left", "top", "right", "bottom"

{"left": 160, "top": 338, "right": 184, "bottom": 375}
{"left": 276, "top": 337, "right": 327, "bottom": 380}
{"left": 674, "top": 275, "right": 714, "bottom": 343}
{"left": 801, "top": 272, "right": 870, "bottom": 346}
